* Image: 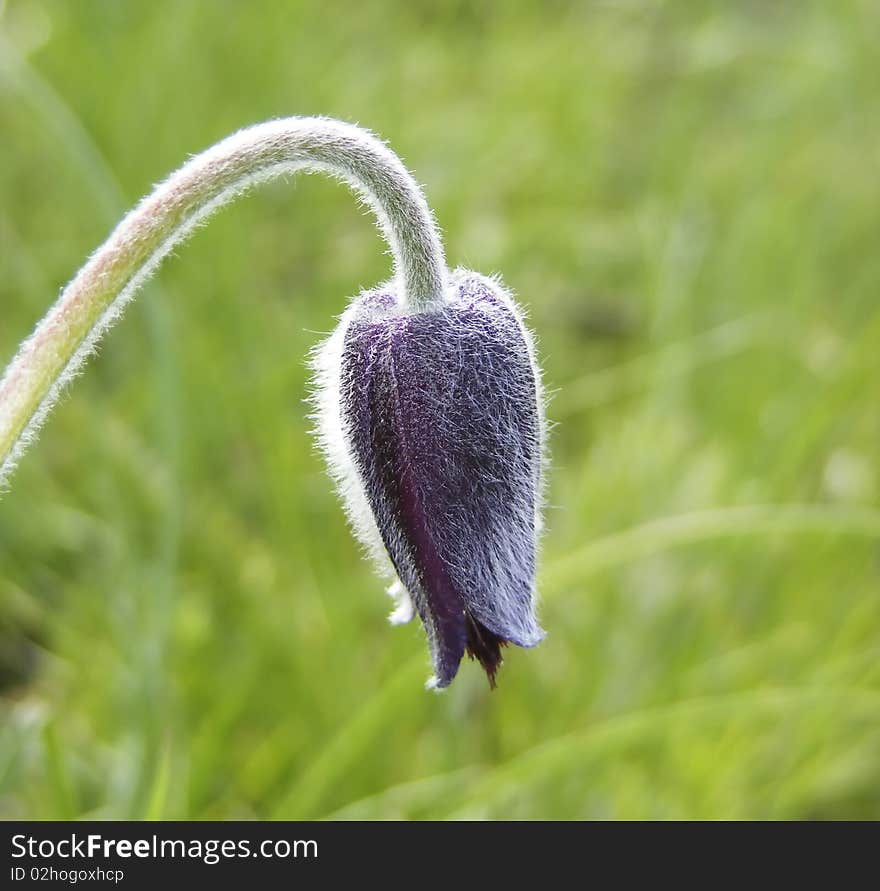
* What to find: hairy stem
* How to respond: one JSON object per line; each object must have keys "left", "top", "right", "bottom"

{"left": 0, "top": 116, "right": 448, "bottom": 487}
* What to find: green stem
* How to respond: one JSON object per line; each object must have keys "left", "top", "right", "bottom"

{"left": 0, "top": 116, "right": 448, "bottom": 488}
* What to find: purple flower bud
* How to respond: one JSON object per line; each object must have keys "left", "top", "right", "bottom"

{"left": 313, "top": 269, "right": 545, "bottom": 688}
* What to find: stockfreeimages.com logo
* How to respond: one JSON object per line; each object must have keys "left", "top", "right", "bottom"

{"left": 11, "top": 833, "right": 318, "bottom": 866}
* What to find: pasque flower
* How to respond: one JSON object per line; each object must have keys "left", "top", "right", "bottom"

{"left": 314, "top": 270, "right": 546, "bottom": 688}
{"left": 0, "top": 117, "right": 546, "bottom": 689}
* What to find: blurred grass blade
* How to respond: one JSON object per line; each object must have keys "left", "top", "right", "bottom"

{"left": 42, "top": 721, "right": 76, "bottom": 820}
{"left": 321, "top": 767, "right": 481, "bottom": 820}
{"left": 272, "top": 656, "right": 426, "bottom": 819}
{"left": 143, "top": 737, "right": 173, "bottom": 821}
{"left": 554, "top": 313, "right": 788, "bottom": 417}
{"left": 544, "top": 505, "right": 880, "bottom": 593}
{"left": 445, "top": 688, "right": 880, "bottom": 818}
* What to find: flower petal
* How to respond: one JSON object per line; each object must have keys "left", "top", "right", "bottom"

{"left": 338, "top": 271, "right": 545, "bottom": 687}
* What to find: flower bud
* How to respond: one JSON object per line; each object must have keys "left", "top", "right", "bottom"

{"left": 313, "top": 269, "right": 546, "bottom": 688}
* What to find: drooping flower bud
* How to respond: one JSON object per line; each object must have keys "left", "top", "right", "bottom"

{"left": 313, "top": 269, "right": 546, "bottom": 688}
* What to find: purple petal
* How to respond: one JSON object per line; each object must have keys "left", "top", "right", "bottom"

{"left": 339, "top": 272, "right": 545, "bottom": 687}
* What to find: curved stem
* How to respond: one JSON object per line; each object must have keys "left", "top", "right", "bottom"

{"left": 0, "top": 116, "right": 448, "bottom": 487}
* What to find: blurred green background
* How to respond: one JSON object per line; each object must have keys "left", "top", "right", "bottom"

{"left": 1, "top": 0, "right": 878, "bottom": 820}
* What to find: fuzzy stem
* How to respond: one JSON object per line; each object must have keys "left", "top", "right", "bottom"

{"left": 0, "top": 116, "right": 448, "bottom": 487}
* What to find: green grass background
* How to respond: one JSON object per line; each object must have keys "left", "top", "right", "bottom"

{"left": 1, "top": 0, "right": 878, "bottom": 820}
